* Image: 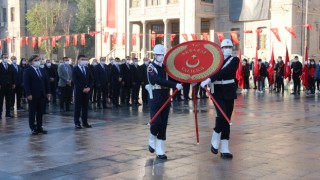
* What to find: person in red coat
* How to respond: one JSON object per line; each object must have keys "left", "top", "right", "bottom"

{"left": 308, "top": 59, "right": 316, "bottom": 94}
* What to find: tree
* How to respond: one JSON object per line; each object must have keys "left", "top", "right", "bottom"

{"left": 26, "top": 0, "right": 63, "bottom": 58}
{"left": 74, "top": 0, "right": 95, "bottom": 57}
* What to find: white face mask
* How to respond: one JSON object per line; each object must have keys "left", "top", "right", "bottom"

{"left": 311, "top": 62, "right": 314, "bottom": 65}
{"left": 40, "top": 64, "right": 45, "bottom": 68}
{"left": 144, "top": 61, "right": 149, "bottom": 65}
{"left": 156, "top": 55, "right": 164, "bottom": 63}
{"left": 64, "top": 61, "right": 70, "bottom": 65}
{"left": 80, "top": 60, "right": 88, "bottom": 66}
{"left": 242, "top": 62, "right": 246, "bottom": 65}
{"left": 12, "top": 60, "right": 17, "bottom": 64}
{"left": 134, "top": 61, "right": 138, "bottom": 65}
{"left": 33, "top": 61, "right": 40, "bottom": 68}
{"left": 3, "top": 58, "right": 8, "bottom": 63}
{"left": 46, "top": 63, "right": 51, "bottom": 67}
{"left": 22, "top": 61, "right": 26, "bottom": 65}
{"left": 101, "top": 61, "right": 106, "bottom": 65}
{"left": 114, "top": 62, "right": 119, "bottom": 65}
{"left": 92, "top": 62, "right": 97, "bottom": 66}
{"left": 110, "top": 60, "right": 114, "bottom": 64}
{"left": 126, "top": 60, "right": 130, "bottom": 64}
{"left": 222, "top": 48, "right": 232, "bottom": 58}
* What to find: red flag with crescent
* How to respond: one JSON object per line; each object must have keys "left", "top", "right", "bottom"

{"left": 32, "top": 37, "right": 36, "bottom": 48}
{"left": 65, "top": 35, "right": 70, "bottom": 47}
{"left": 104, "top": 32, "right": 109, "bottom": 43}
{"left": 230, "top": 31, "right": 239, "bottom": 44}
{"left": 20, "top": 37, "right": 24, "bottom": 48}
{"left": 256, "top": 29, "right": 262, "bottom": 37}
{"left": 268, "top": 47, "right": 275, "bottom": 86}
{"left": 285, "top": 27, "right": 297, "bottom": 38}
{"left": 216, "top": 32, "right": 224, "bottom": 43}
{"left": 301, "top": 46, "right": 309, "bottom": 88}
{"left": 56, "top": 36, "right": 62, "bottom": 41}
{"left": 236, "top": 48, "right": 244, "bottom": 88}
{"left": 73, "top": 34, "right": 78, "bottom": 46}
{"left": 270, "top": 28, "right": 281, "bottom": 42}
{"left": 122, "top": 33, "right": 126, "bottom": 45}
{"left": 151, "top": 34, "right": 156, "bottom": 47}
{"left": 80, "top": 33, "right": 86, "bottom": 46}
{"left": 202, "top": 33, "right": 209, "bottom": 41}
{"left": 132, "top": 34, "right": 136, "bottom": 46}
{"left": 182, "top": 34, "right": 188, "bottom": 41}
{"left": 52, "top": 36, "right": 56, "bottom": 48}
{"left": 112, "top": 33, "right": 117, "bottom": 45}
{"left": 25, "top": 37, "right": 29, "bottom": 45}
{"left": 284, "top": 45, "right": 292, "bottom": 81}
{"left": 170, "top": 34, "right": 176, "bottom": 42}
{"left": 191, "top": 34, "right": 198, "bottom": 40}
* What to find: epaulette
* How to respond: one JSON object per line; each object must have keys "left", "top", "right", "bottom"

{"left": 147, "top": 64, "right": 158, "bottom": 74}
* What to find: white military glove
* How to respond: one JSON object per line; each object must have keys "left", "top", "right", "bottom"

{"left": 176, "top": 83, "right": 183, "bottom": 90}
{"left": 200, "top": 78, "right": 211, "bottom": 88}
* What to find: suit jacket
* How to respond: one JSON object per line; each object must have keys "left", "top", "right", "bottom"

{"left": 44, "top": 66, "right": 58, "bottom": 87}
{"left": 94, "top": 64, "right": 109, "bottom": 87}
{"left": 209, "top": 56, "right": 240, "bottom": 100}
{"left": 0, "top": 62, "right": 15, "bottom": 86}
{"left": 139, "top": 64, "right": 148, "bottom": 84}
{"left": 110, "top": 64, "right": 122, "bottom": 86}
{"left": 131, "top": 64, "right": 140, "bottom": 84}
{"left": 58, "top": 63, "right": 72, "bottom": 87}
{"left": 121, "top": 63, "right": 132, "bottom": 86}
{"left": 12, "top": 63, "right": 22, "bottom": 85}
{"left": 72, "top": 66, "right": 93, "bottom": 94}
{"left": 23, "top": 67, "right": 50, "bottom": 98}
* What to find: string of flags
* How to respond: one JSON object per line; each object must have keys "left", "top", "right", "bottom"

{"left": 0, "top": 23, "right": 313, "bottom": 49}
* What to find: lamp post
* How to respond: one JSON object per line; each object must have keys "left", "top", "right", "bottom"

{"left": 303, "top": 0, "right": 308, "bottom": 64}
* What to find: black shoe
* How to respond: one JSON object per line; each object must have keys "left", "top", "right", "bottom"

{"left": 126, "top": 103, "right": 132, "bottom": 106}
{"left": 75, "top": 124, "right": 82, "bottom": 129}
{"left": 5, "top": 114, "right": 13, "bottom": 118}
{"left": 37, "top": 129, "right": 48, "bottom": 134}
{"left": 220, "top": 153, "right": 233, "bottom": 159}
{"left": 31, "top": 129, "right": 38, "bottom": 135}
{"left": 211, "top": 145, "right": 218, "bottom": 154}
{"left": 103, "top": 106, "right": 110, "bottom": 109}
{"left": 291, "top": 92, "right": 296, "bottom": 95}
{"left": 156, "top": 154, "right": 167, "bottom": 159}
{"left": 83, "top": 124, "right": 92, "bottom": 128}
{"left": 135, "top": 102, "right": 142, "bottom": 106}
{"left": 148, "top": 145, "right": 155, "bottom": 153}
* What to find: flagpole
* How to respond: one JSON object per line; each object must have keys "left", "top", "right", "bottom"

{"left": 303, "top": 0, "right": 308, "bottom": 64}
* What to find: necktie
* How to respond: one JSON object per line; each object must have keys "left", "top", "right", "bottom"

{"left": 36, "top": 69, "right": 42, "bottom": 78}
{"left": 4, "top": 63, "right": 7, "bottom": 70}
{"left": 82, "top": 67, "right": 86, "bottom": 75}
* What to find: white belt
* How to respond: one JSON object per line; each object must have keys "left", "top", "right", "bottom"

{"left": 213, "top": 79, "right": 235, "bottom": 85}
{"left": 152, "top": 84, "right": 168, "bottom": 90}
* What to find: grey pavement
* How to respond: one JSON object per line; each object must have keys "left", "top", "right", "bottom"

{"left": 0, "top": 90, "right": 320, "bottom": 179}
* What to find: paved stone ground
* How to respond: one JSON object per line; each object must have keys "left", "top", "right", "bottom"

{"left": 0, "top": 90, "right": 320, "bottom": 180}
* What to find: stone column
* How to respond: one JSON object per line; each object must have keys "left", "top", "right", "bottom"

{"left": 142, "top": 21, "right": 147, "bottom": 58}
{"left": 163, "top": 19, "right": 169, "bottom": 51}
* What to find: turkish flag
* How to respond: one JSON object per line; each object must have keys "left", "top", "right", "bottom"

{"left": 236, "top": 48, "right": 244, "bottom": 88}
{"left": 132, "top": 34, "right": 136, "bottom": 46}
{"left": 156, "top": 34, "right": 165, "bottom": 37}
{"left": 202, "top": 33, "right": 209, "bottom": 41}
{"left": 25, "top": 37, "right": 29, "bottom": 45}
{"left": 182, "top": 34, "right": 188, "bottom": 41}
{"left": 122, "top": 33, "right": 126, "bottom": 45}
{"left": 65, "top": 35, "right": 70, "bottom": 47}
{"left": 38, "top": 37, "right": 42, "bottom": 47}
{"left": 20, "top": 37, "right": 24, "bottom": 48}
{"left": 285, "top": 27, "right": 297, "bottom": 38}
{"left": 301, "top": 46, "right": 309, "bottom": 88}
{"left": 32, "top": 37, "right": 36, "bottom": 48}
{"left": 0, "top": 40, "right": 2, "bottom": 49}
{"left": 254, "top": 47, "right": 260, "bottom": 81}
{"left": 139, "top": 33, "right": 143, "bottom": 37}
{"left": 284, "top": 45, "right": 292, "bottom": 81}
{"left": 243, "top": 30, "right": 253, "bottom": 33}
{"left": 191, "top": 34, "right": 198, "bottom": 40}
{"left": 230, "top": 31, "right": 239, "bottom": 44}
{"left": 89, "top": 31, "right": 96, "bottom": 37}
{"left": 52, "top": 36, "right": 56, "bottom": 48}
{"left": 270, "top": 28, "right": 281, "bottom": 42}
{"left": 256, "top": 29, "right": 262, "bottom": 37}
{"left": 267, "top": 47, "right": 275, "bottom": 86}
{"left": 104, "top": 32, "right": 109, "bottom": 43}
{"left": 56, "top": 36, "right": 62, "bottom": 41}
{"left": 303, "top": 24, "right": 312, "bottom": 30}
{"left": 42, "top": 36, "right": 49, "bottom": 40}
{"left": 170, "top": 34, "right": 176, "bottom": 42}
{"left": 112, "top": 33, "right": 117, "bottom": 45}
{"left": 151, "top": 34, "right": 156, "bottom": 47}
{"left": 216, "top": 32, "right": 224, "bottom": 43}
{"left": 81, "top": 33, "right": 86, "bottom": 46}
{"left": 73, "top": 34, "right": 78, "bottom": 46}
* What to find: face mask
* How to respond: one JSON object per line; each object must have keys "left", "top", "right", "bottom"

{"left": 3, "top": 58, "right": 8, "bottom": 63}
{"left": 222, "top": 48, "right": 232, "bottom": 57}
{"left": 33, "top": 61, "right": 40, "bottom": 68}
{"left": 294, "top": 59, "right": 298, "bottom": 62}
{"left": 126, "top": 60, "right": 130, "bottom": 64}
{"left": 12, "top": 60, "right": 17, "bottom": 64}
{"left": 101, "top": 61, "right": 106, "bottom": 65}
{"left": 121, "top": 62, "right": 125, "bottom": 65}
{"left": 144, "top": 61, "right": 149, "bottom": 65}
{"left": 156, "top": 55, "right": 164, "bottom": 63}
{"left": 22, "top": 61, "right": 26, "bottom": 65}
{"left": 242, "top": 62, "right": 246, "bottom": 65}
{"left": 114, "top": 62, "right": 119, "bottom": 65}
{"left": 311, "top": 62, "right": 314, "bottom": 65}
{"left": 40, "top": 64, "right": 45, "bottom": 68}
{"left": 110, "top": 60, "right": 114, "bottom": 64}
{"left": 92, "top": 62, "right": 97, "bottom": 66}
{"left": 134, "top": 61, "right": 138, "bottom": 65}
{"left": 46, "top": 63, "right": 51, "bottom": 67}
{"left": 64, "top": 61, "right": 70, "bottom": 65}
{"left": 80, "top": 60, "right": 88, "bottom": 66}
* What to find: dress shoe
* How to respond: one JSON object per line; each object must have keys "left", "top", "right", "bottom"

{"left": 83, "top": 124, "right": 92, "bottom": 128}
{"left": 211, "top": 145, "right": 218, "bottom": 154}
{"left": 148, "top": 145, "right": 155, "bottom": 153}
{"left": 135, "top": 102, "right": 142, "bottom": 106}
{"left": 37, "top": 129, "right": 48, "bottom": 134}
{"left": 103, "top": 106, "right": 110, "bottom": 109}
{"left": 156, "top": 154, "right": 167, "bottom": 160}
{"left": 31, "top": 129, "right": 38, "bottom": 135}
{"left": 220, "top": 153, "right": 233, "bottom": 159}
{"left": 75, "top": 124, "right": 82, "bottom": 129}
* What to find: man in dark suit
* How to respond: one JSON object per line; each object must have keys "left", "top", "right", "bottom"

{"left": 95, "top": 57, "right": 110, "bottom": 109}
{"left": 121, "top": 56, "right": 133, "bottom": 106}
{"left": 110, "top": 57, "right": 122, "bottom": 107}
{"left": 44, "top": 59, "right": 58, "bottom": 104}
{"left": 10, "top": 56, "right": 23, "bottom": 110}
{"left": 0, "top": 53, "right": 15, "bottom": 118}
{"left": 139, "top": 58, "right": 150, "bottom": 105}
{"left": 131, "top": 58, "right": 141, "bottom": 105}
{"left": 23, "top": 55, "right": 50, "bottom": 135}
{"left": 73, "top": 55, "right": 93, "bottom": 129}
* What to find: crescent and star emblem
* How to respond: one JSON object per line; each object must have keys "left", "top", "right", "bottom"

{"left": 186, "top": 54, "right": 200, "bottom": 68}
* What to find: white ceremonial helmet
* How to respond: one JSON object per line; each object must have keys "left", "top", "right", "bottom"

{"left": 220, "top": 39, "right": 233, "bottom": 48}
{"left": 153, "top": 44, "right": 165, "bottom": 55}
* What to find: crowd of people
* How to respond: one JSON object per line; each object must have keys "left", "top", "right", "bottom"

{"left": 239, "top": 56, "right": 320, "bottom": 95}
